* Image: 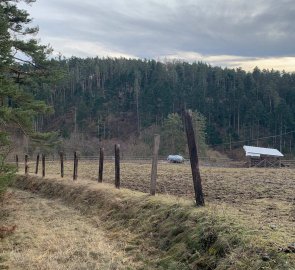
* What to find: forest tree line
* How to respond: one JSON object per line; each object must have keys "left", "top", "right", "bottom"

{"left": 24, "top": 57, "right": 295, "bottom": 155}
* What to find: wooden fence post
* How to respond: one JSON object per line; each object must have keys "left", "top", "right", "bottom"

{"left": 25, "top": 154, "right": 28, "bottom": 175}
{"left": 60, "top": 152, "right": 64, "bottom": 178}
{"left": 98, "top": 147, "right": 104, "bottom": 182}
{"left": 35, "top": 154, "right": 39, "bottom": 174}
{"left": 184, "top": 110, "right": 205, "bottom": 206}
{"left": 73, "top": 151, "right": 76, "bottom": 180}
{"left": 76, "top": 154, "right": 79, "bottom": 179}
{"left": 42, "top": 154, "right": 45, "bottom": 177}
{"left": 150, "top": 134, "right": 160, "bottom": 195}
{"left": 15, "top": 155, "right": 18, "bottom": 171}
{"left": 114, "top": 144, "right": 120, "bottom": 188}
{"left": 73, "top": 151, "right": 78, "bottom": 180}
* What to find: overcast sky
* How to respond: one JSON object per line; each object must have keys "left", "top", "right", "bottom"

{"left": 21, "top": 0, "right": 295, "bottom": 71}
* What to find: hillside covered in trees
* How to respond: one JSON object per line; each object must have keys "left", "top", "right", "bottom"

{"left": 25, "top": 57, "right": 295, "bottom": 156}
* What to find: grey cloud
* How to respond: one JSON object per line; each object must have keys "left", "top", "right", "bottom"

{"left": 27, "top": 0, "right": 295, "bottom": 58}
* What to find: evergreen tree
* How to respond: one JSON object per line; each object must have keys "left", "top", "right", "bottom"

{"left": 160, "top": 113, "right": 186, "bottom": 155}
{"left": 192, "top": 111, "right": 207, "bottom": 157}
{"left": 0, "top": 0, "right": 53, "bottom": 195}
{"left": 19, "top": 56, "right": 295, "bottom": 156}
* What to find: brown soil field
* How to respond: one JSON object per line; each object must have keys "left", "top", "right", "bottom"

{"left": 18, "top": 160, "right": 295, "bottom": 247}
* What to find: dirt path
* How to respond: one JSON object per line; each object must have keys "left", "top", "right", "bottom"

{"left": 0, "top": 189, "right": 136, "bottom": 270}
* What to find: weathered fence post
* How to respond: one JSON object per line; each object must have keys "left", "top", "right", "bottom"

{"left": 35, "top": 153, "right": 39, "bottom": 174}
{"left": 25, "top": 154, "right": 28, "bottom": 175}
{"left": 150, "top": 134, "right": 160, "bottom": 195}
{"left": 184, "top": 110, "right": 205, "bottom": 206}
{"left": 73, "top": 151, "right": 78, "bottom": 180}
{"left": 60, "top": 152, "right": 64, "bottom": 178}
{"left": 73, "top": 151, "right": 76, "bottom": 180}
{"left": 76, "top": 152, "right": 78, "bottom": 179}
{"left": 42, "top": 154, "right": 45, "bottom": 177}
{"left": 114, "top": 144, "right": 120, "bottom": 188}
{"left": 15, "top": 155, "right": 18, "bottom": 171}
{"left": 98, "top": 147, "right": 104, "bottom": 182}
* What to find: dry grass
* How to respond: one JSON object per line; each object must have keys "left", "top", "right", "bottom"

{"left": 18, "top": 160, "right": 295, "bottom": 247}
{"left": 9, "top": 175, "right": 295, "bottom": 269}
{"left": 12, "top": 160, "right": 295, "bottom": 269}
{"left": 0, "top": 189, "right": 137, "bottom": 270}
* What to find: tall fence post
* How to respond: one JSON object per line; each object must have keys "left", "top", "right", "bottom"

{"left": 15, "top": 155, "right": 18, "bottom": 171}
{"left": 25, "top": 154, "right": 28, "bottom": 175}
{"left": 98, "top": 147, "right": 104, "bottom": 182}
{"left": 184, "top": 110, "right": 205, "bottom": 206}
{"left": 35, "top": 153, "right": 39, "bottom": 174}
{"left": 60, "top": 152, "right": 64, "bottom": 178}
{"left": 76, "top": 152, "right": 78, "bottom": 179}
{"left": 73, "top": 151, "right": 78, "bottom": 180}
{"left": 73, "top": 151, "right": 76, "bottom": 180}
{"left": 42, "top": 154, "right": 45, "bottom": 178}
{"left": 150, "top": 134, "right": 160, "bottom": 195}
{"left": 114, "top": 144, "right": 120, "bottom": 188}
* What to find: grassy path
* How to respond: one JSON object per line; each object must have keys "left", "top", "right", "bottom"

{"left": 2, "top": 176, "right": 294, "bottom": 270}
{"left": 18, "top": 161, "right": 295, "bottom": 247}
{"left": 0, "top": 189, "right": 135, "bottom": 270}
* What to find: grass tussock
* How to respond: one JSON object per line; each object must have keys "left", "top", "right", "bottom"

{"left": 12, "top": 175, "right": 294, "bottom": 270}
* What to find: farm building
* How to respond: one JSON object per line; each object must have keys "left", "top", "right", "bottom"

{"left": 243, "top": 145, "right": 284, "bottom": 167}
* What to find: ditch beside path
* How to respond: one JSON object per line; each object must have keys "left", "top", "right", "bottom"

{"left": 0, "top": 189, "right": 137, "bottom": 270}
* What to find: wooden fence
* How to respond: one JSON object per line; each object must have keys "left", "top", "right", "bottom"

{"left": 10, "top": 155, "right": 295, "bottom": 168}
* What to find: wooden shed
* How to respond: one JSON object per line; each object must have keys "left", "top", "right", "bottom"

{"left": 243, "top": 145, "right": 284, "bottom": 168}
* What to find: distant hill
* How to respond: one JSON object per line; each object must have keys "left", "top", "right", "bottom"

{"left": 26, "top": 57, "right": 295, "bottom": 155}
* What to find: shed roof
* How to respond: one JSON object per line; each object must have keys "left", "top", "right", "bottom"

{"left": 243, "top": 145, "right": 284, "bottom": 157}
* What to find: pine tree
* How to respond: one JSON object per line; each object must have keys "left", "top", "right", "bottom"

{"left": 0, "top": 0, "right": 53, "bottom": 195}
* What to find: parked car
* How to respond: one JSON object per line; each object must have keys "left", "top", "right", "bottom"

{"left": 167, "top": 155, "right": 185, "bottom": 163}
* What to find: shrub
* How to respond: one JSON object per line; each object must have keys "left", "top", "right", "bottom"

{"left": 0, "top": 155, "right": 16, "bottom": 198}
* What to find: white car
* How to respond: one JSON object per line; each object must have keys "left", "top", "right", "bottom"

{"left": 167, "top": 155, "right": 185, "bottom": 163}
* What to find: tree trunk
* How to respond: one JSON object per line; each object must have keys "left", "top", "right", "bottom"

{"left": 134, "top": 77, "right": 141, "bottom": 136}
